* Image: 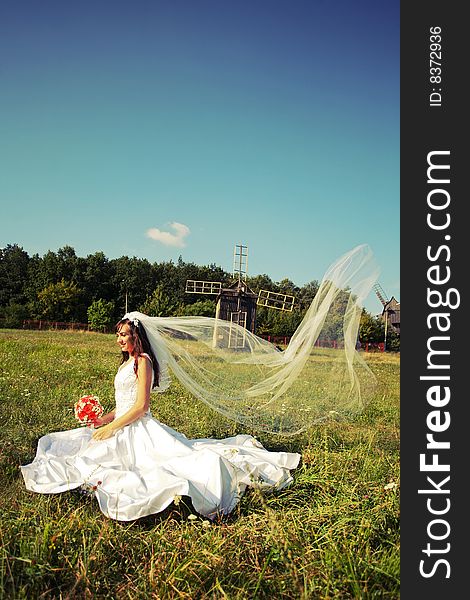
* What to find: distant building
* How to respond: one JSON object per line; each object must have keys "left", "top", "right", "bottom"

{"left": 382, "top": 297, "right": 400, "bottom": 334}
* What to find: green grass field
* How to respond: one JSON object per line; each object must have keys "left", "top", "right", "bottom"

{"left": 0, "top": 329, "right": 399, "bottom": 599}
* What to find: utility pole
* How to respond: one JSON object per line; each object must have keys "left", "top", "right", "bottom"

{"left": 384, "top": 308, "right": 395, "bottom": 351}
{"left": 122, "top": 280, "right": 128, "bottom": 313}
{"left": 384, "top": 310, "right": 388, "bottom": 351}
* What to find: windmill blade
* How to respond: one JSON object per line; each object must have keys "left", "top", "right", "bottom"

{"left": 185, "top": 280, "right": 222, "bottom": 295}
{"left": 233, "top": 244, "right": 248, "bottom": 282}
{"left": 257, "top": 289, "right": 295, "bottom": 312}
{"left": 228, "top": 311, "right": 248, "bottom": 348}
{"left": 373, "top": 283, "right": 389, "bottom": 306}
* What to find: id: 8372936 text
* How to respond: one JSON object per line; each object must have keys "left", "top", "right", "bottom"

{"left": 429, "top": 26, "right": 442, "bottom": 107}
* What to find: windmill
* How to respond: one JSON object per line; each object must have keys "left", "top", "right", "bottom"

{"left": 185, "top": 244, "right": 296, "bottom": 348}
{"left": 373, "top": 283, "right": 400, "bottom": 346}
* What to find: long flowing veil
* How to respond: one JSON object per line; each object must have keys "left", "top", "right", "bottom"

{"left": 125, "top": 244, "right": 380, "bottom": 435}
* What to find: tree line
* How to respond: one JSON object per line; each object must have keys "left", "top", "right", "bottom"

{"left": 0, "top": 244, "right": 398, "bottom": 348}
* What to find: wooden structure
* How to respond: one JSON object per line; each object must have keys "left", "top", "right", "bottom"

{"left": 382, "top": 297, "right": 400, "bottom": 334}
{"left": 185, "top": 244, "right": 296, "bottom": 348}
{"left": 373, "top": 283, "right": 400, "bottom": 334}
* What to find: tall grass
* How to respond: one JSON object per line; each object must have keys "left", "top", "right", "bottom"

{"left": 0, "top": 330, "right": 399, "bottom": 599}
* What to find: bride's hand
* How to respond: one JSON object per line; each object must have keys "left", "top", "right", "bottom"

{"left": 92, "top": 424, "right": 115, "bottom": 441}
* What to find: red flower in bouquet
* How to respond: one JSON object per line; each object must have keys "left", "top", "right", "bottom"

{"left": 74, "top": 394, "right": 104, "bottom": 426}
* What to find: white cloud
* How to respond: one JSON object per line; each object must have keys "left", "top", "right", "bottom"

{"left": 146, "top": 222, "right": 190, "bottom": 248}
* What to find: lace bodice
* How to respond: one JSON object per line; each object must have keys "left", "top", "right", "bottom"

{"left": 114, "top": 355, "right": 154, "bottom": 419}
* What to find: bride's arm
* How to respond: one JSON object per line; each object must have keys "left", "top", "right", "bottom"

{"left": 92, "top": 356, "right": 152, "bottom": 441}
{"left": 94, "top": 410, "right": 115, "bottom": 427}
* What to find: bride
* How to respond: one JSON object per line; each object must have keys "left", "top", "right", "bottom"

{"left": 20, "top": 244, "right": 379, "bottom": 521}
{"left": 20, "top": 315, "right": 301, "bottom": 521}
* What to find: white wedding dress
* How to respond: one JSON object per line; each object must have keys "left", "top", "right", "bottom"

{"left": 21, "top": 357, "right": 301, "bottom": 521}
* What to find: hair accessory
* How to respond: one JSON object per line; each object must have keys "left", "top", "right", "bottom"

{"left": 132, "top": 318, "right": 139, "bottom": 327}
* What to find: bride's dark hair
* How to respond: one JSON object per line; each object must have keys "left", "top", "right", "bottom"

{"left": 116, "top": 318, "right": 160, "bottom": 388}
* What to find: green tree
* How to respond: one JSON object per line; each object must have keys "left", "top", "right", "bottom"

{"left": 277, "top": 278, "right": 299, "bottom": 297}
{"left": 177, "top": 299, "right": 216, "bottom": 317}
{"left": 297, "top": 280, "right": 320, "bottom": 310}
{"left": 271, "top": 309, "right": 303, "bottom": 337}
{"left": 25, "top": 246, "right": 83, "bottom": 304}
{"left": 2, "top": 302, "right": 30, "bottom": 328}
{"left": 140, "top": 285, "right": 179, "bottom": 317}
{"left": 35, "top": 280, "right": 83, "bottom": 322}
{"left": 112, "top": 256, "right": 156, "bottom": 315}
{"left": 386, "top": 328, "right": 400, "bottom": 351}
{"left": 57, "top": 245, "right": 79, "bottom": 276}
{"left": 88, "top": 299, "right": 115, "bottom": 332}
{"left": 82, "top": 252, "right": 115, "bottom": 305}
{"left": 359, "top": 311, "right": 385, "bottom": 343}
{"left": 0, "top": 244, "right": 30, "bottom": 306}
{"left": 246, "top": 274, "right": 276, "bottom": 293}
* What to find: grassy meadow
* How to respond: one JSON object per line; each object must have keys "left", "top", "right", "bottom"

{"left": 0, "top": 329, "right": 400, "bottom": 599}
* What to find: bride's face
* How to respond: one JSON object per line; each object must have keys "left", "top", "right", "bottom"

{"left": 116, "top": 324, "right": 135, "bottom": 354}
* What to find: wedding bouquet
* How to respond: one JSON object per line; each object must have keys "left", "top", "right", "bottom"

{"left": 74, "top": 394, "right": 104, "bottom": 426}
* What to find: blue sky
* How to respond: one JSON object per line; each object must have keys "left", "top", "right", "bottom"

{"left": 0, "top": 0, "right": 399, "bottom": 314}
